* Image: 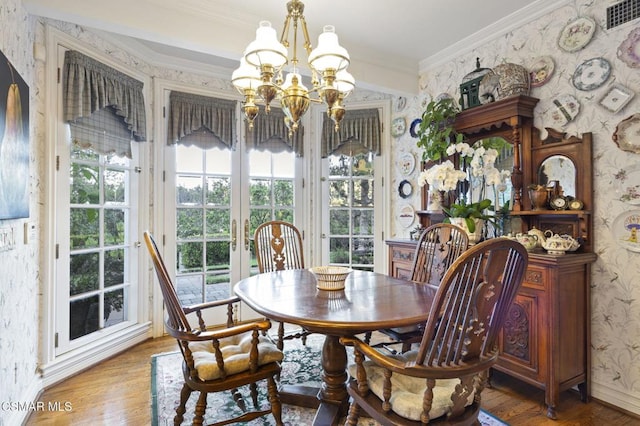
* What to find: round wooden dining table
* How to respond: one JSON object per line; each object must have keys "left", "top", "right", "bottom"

{"left": 234, "top": 268, "right": 437, "bottom": 426}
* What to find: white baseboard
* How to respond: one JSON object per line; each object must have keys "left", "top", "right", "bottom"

{"left": 0, "top": 325, "right": 152, "bottom": 426}
{"left": 39, "top": 323, "right": 151, "bottom": 388}
{"left": 591, "top": 382, "right": 640, "bottom": 416}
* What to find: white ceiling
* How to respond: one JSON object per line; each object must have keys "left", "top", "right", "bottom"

{"left": 23, "top": 0, "right": 564, "bottom": 94}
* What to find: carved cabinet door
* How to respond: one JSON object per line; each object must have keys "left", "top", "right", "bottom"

{"left": 496, "top": 265, "right": 548, "bottom": 382}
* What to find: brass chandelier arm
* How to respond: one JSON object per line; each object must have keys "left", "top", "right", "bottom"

{"left": 279, "top": 11, "right": 292, "bottom": 48}
{"left": 279, "top": 0, "right": 313, "bottom": 62}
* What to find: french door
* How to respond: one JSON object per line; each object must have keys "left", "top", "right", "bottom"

{"left": 160, "top": 88, "right": 303, "bottom": 326}
{"left": 170, "top": 142, "right": 236, "bottom": 319}
{"left": 54, "top": 45, "right": 143, "bottom": 355}
{"left": 157, "top": 89, "right": 386, "bottom": 328}
{"left": 316, "top": 103, "right": 388, "bottom": 272}
{"left": 319, "top": 146, "right": 384, "bottom": 271}
{"left": 55, "top": 142, "right": 141, "bottom": 354}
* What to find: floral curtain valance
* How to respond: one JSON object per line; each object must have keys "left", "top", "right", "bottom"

{"left": 321, "top": 108, "right": 381, "bottom": 158}
{"left": 247, "top": 108, "right": 304, "bottom": 156}
{"left": 167, "top": 91, "right": 236, "bottom": 148}
{"left": 63, "top": 50, "right": 147, "bottom": 146}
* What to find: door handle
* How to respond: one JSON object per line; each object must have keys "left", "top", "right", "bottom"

{"left": 231, "top": 219, "right": 237, "bottom": 251}
{"left": 244, "top": 219, "right": 250, "bottom": 250}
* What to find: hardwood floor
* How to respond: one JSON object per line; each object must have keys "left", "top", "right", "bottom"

{"left": 27, "top": 335, "right": 639, "bottom": 425}
{"left": 27, "top": 336, "right": 175, "bottom": 426}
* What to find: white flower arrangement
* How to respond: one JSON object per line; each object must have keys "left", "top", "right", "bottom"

{"left": 418, "top": 160, "right": 466, "bottom": 191}
{"left": 418, "top": 142, "right": 511, "bottom": 220}
{"left": 419, "top": 142, "right": 512, "bottom": 207}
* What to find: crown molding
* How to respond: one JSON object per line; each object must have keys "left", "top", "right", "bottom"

{"left": 419, "top": 0, "right": 572, "bottom": 72}
{"left": 94, "top": 30, "right": 237, "bottom": 80}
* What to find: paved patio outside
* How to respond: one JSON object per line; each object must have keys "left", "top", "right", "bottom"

{"left": 175, "top": 275, "right": 231, "bottom": 306}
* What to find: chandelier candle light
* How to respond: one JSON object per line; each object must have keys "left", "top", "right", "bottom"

{"left": 232, "top": 0, "right": 355, "bottom": 135}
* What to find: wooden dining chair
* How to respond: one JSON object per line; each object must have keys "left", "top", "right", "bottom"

{"left": 253, "top": 220, "right": 311, "bottom": 350}
{"left": 341, "top": 238, "right": 528, "bottom": 425}
{"left": 373, "top": 223, "right": 469, "bottom": 352}
{"left": 144, "top": 231, "right": 284, "bottom": 426}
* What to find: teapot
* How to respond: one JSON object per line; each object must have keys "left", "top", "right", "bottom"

{"left": 526, "top": 227, "right": 546, "bottom": 248}
{"left": 514, "top": 233, "right": 538, "bottom": 251}
{"left": 541, "top": 232, "right": 580, "bottom": 255}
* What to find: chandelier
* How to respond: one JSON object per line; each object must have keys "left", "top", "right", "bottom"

{"left": 231, "top": 0, "right": 355, "bottom": 135}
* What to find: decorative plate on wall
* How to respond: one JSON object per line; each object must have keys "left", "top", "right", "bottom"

{"left": 529, "top": 56, "right": 555, "bottom": 88}
{"left": 398, "top": 204, "right": 415, "bottom": 228}
{"left": 613, "top": 114, "right": 640, "bottom": 154}
{"left": 409, "top": 118, "right": 422, "bottom": 138}
{"left": 391, "top": 117, "right": 407, "bottom": 137}
{"left": 550, "top": 94, "right": 580, "bottom": 127}
{"left": 599, "top": 84, "right": 635, "bottom": 113}
{"left": 398, "top": 179, "right": 413, "bottom": 199}
{"left": 617, "top": 27, "right": 640, "bottom": 69}
{"left": 616, "top": 166, "right": 640, "bottom": 205}
{"left": 611, "top": 209, "right": 640, "bottom": 252}
{"left": 557, "top": 16, "right": 596, "bottom": 53}
{"left": 397, "top": 152, "right": 416, "bottom": 175}
{"left": 395, "top": 96, "right": 407, "bottom": 112}
{"left": 572, "top": 57, "right": 611, "bottom": 91}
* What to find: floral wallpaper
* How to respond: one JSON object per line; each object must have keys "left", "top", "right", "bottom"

{"left": 390, "top": 0, "right": 640, "bottom": 414}
{"left": 1, "top": 0, "right": 638, "bottom": 421}
{"left": 0, "top": 1, "right": 41, "bottom": 425}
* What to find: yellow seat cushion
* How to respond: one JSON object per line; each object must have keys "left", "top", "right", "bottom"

{"left": 189, "top": 332, "right": 283, "bottom": 380}
{"left": 348, "top": 350, "right": 474, "bottom": 421}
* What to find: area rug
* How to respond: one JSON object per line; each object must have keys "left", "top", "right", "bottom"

{"left": 151, "top": 334, "right": 508, "bottom": 425}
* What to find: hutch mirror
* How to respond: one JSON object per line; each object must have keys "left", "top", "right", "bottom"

{"left": 538, "top": 154, "right": 577, "bottom": 198}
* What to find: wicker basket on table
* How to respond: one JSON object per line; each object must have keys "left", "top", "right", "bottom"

{"left": 309, "top": 266, "right": 353, "bottom": 291}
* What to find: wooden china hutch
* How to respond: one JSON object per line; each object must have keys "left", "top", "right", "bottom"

{"left": 386, "top": 95, "right": 596, "bottom": 419}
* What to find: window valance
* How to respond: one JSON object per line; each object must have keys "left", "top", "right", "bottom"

{"left": 69, "top": 106, "right": 138, "bottom": 158}
{"left": 168, "top": 91, "right": 236, "bottom": 148}
{"left": 63, "top": 50, "right": 146, "bottom": 143}
{"left": 321, "top": 108, "right": 381, "bottom": 158}
{"left": 247, "top": 108, "right": 304, "bottom": 156}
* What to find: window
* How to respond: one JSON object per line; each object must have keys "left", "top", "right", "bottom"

{"left": 327, "top": 147, "right": 375, "bottom": 269}
{"left": 175, "top": 142, "right": 233, "bottom": 305}
{"left": 67, "top": 144, "right": 137, "bottom": 340}
{"left": 248, "top": 148, "right": 297, "bottom": 274}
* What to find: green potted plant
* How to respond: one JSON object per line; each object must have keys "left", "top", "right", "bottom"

{"left": 442, "top": 198, "right": 497, "bottom": 244}
{"left": 415, "top": 97, "right": 464, "bottom": 163}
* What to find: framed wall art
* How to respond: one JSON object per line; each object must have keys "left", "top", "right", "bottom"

{"left": 0, "top": 49, "right": 30, "bottom": 220}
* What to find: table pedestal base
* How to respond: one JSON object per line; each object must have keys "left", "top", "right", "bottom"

{"left": 279, "top": 384, "right": 350, "bottom": 426}
{"left": 278, "top": 335, "right": 350, "bottom": 425}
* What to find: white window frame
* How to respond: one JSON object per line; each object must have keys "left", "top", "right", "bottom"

{"left": 39, "top": 27, "right": 151, "bottom": 387}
